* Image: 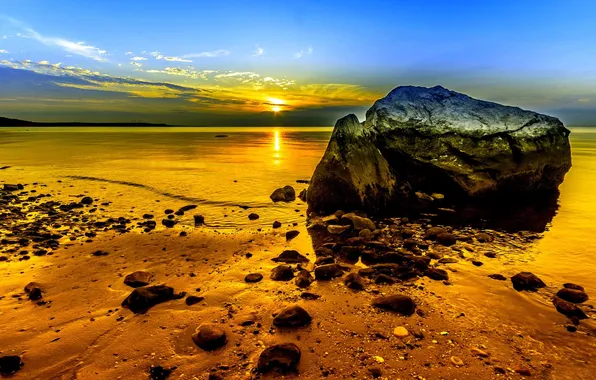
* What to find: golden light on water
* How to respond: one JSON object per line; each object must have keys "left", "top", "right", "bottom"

{"left": 273, "top": 129, "right": 281, "bottom": 165}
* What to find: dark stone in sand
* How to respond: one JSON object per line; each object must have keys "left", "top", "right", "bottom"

{"left": 193, "top": 215, "right": 205, "bottom": 226}
{"left": 315, "top": 256, "right": 335, "bottom": 266}
{"left": 81, "top": 196, "right": 93, "bottom": 205}
{"left": 192, "top": 323, "right": 227, "bottom": 351}
{"left": 563, "top": 283, "right": 585, "bottom": 291}
{"left": 185, "top": 295, "right": 205, "bottom": 306}
{"left": 248, "top": 213, "right": 260, "bottom": 220}
{"left": 245, "top": 273, "right": 263, "bottom": 283}
{"left": 298, "top": 188, "right": 307, "bottom": 202}
{"left": 436, "top": 232, "right": 456, "bottom": 246}
{"left": 28, "top": 287, "right": 42, "bottom": 301}
{"left": 271, "top": 265, "right": 294, "bottom": 281}
{"left": 162, "top": 219, "right": 177, "bottom": 228}
{"left": 164, "top": 209, "right": 174, "bottom": 214}
{"left": 472, "top": 260, "right": 483, "bottom": 266}
{"left": 300, "top": 292, "right": 321, "bottom": 300}
{"left": 179, "top": 231, "right": 187, "bottom": 237}
{"left": 257, "top": 343, "right": 301, "bottom": 374}
{"left": 314, "top": 263, "right": 345, "bottom": 280}
{"left": 3, "top": 184, "right": 23, "bottom": 192}
{"left": 215, "top": 134, "right": 228, "bottom": 138}
{"left": 271, "top": 221, "right": 282, "bottom": 229}
{"left": 121, "top": 285, "right": 176, "bottom": 314}
{"left": 0, "top": 355, "right": 23, "bottom": 376}
{"left": 344, "top": 272, "right": 365, "bottom": 290}
{"left": 124, "top": 271, "right": 154, "bottom": 288}
{"left": 273, "top": 305, "right": 312, "bottom": 327}
{"left": 270, "top": 186, "right": 296, "bottom": 202}
{"left": 179, "top": 205, "right": 197, "bottom": 212}
{"left": 166, "top": 214, "right": 175, "bottom": 220}
{"left": 425, "top": 268, "right": 449, "bottom": 281}
{"left": 438, "top": 257, "right": 458, "bottom": 264}
{"left": 92, "top": 250, "right": 109, "bottom": 256}
{"left": 556, "top": 288, "right": 589, "bottom": 304}
{"left": 295, "top": 270, "right": 314, "bottom": 288}
{"left": 372, "top": 295, "right": 416, "bottom": 315}
{"left": 476, "top": 232, "right": 493, "bottom": 242}
{"left": 374, "top": 274, "right": 396, "bottom": 284}
{"left": 424, "top": 227, "right": 447, "bottom": 240}
{"left": 149, "top": 365, "right": 174, "bottom": 380}
{"left": 174, "top": 210, "right": 184, "bottom": 216}
{"left": 484, "top": 251, "right": 497, "bottom": 258}
{"left": 286, "top": 230, "right": 300, "bottom": 241}
{"left": 272, "top": 250, "right": 308, "bottom": 264}
{"left": 368, "top": 367, "right": 383, "bottom": 378}
{"left": 553, "top": 296, "right": 588, "bottom": 319}
{"left": 143, "top": 214, "right": 154, "bottom": 219}
{"left": 511, "top": 272, "right": 546, "bottom": 291}
{"left": 489, "top": 274, "right": 507, "bottom": 281}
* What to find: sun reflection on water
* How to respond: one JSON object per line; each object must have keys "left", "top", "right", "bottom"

{"left": 273, "top": 129, "right": 281, "bottom": 165}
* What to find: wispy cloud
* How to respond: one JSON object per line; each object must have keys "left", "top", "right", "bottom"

{"left": 294, "top": 46, "right": 313, "bottom": 59}
{"left": 131, "top": 56, "right": 147, "bottom": 61}
{"left": 253, "top": 46, "right": 264, "bottom": 57}
{"left": 5, "top": 18, "right": 108, "bottom": 61}
{"left": 183, "top": 49, "right": 230, "bottom": 58}
{"left": 149, "top": 51, "right": 192, "bottom": 63}
{"left": 131, "top": 61, "right": 142, "bottom": 67}
{"left": 0, "top": 49, "right": 8, "bottom": 54}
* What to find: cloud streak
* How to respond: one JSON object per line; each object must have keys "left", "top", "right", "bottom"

{"left": 183, "top": 49, "right": 230, "bottom": 58}
{"left": 253, "top": 46, "right": 264, "bottom": 57}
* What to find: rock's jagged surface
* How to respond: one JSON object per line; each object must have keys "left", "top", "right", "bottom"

{"left": 307, "top": 85, "right": 571, "bottom": 215}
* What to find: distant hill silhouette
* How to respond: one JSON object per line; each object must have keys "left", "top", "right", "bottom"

{"left": 0, "top": 116, "right": 169, "bottom": 127}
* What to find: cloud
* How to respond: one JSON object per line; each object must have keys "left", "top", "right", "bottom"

{"left": 0, "top": 49, "right": 8, "bottom": 54}
{"left": 149, "top": 51, "right": 192, "bottom": 62}
{"left": 253, "top": 46, "right": 264, "bottom": 57}
{"left": 183, "top": 49, "right": 230, "bottom": 58}
{"left": 125, "top": 52, "right": 133, "bottom": 55}
{"left": 131, "top": 56, "right": 147, "bottom": 61}
{"left": 294, "top": 46, "right": 313, "bottom": 59}
{"left": 6, "top": 18, "right": 108, "bottom": 61}
{"left": 131, "top": 61, "right": 142, "bottom": 67}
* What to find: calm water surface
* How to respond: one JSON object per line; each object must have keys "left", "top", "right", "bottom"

{"left": 0, "top": 126, "right": 595, "bottom": 286}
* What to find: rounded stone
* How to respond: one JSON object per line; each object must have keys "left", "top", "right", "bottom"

{"left": 192, "top": 323, "right": 227, "bottom": 351}
{"left": 393, "top": 326, "right": 409, "bottom": 338}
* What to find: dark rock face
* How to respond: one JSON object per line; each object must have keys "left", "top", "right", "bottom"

{"left": 245, "top": 273, "right": 264, "bottom": 283}
{"left": 185, "top": 295, "right": 204, "bottom": 306}
{"left": 271, "top": 265, "right": 294, "bottom": 281}
{"left": 272, "top": 250, "right": 309, "bottom": 264}
{"left": 372, "top": 295, "right": 416, "bottom": 315}
{"left": 552, "top": 297, "right": 588, "bottom": 319}
{"left": 121, "top": 285, "right": 176, "bottom": 313}
{"left": 314, "top": 263, "right": 345, "bottom": 280}
{"left": 257, "top": 343, "right": 301, "bottom": 374}
{"left": 124, "top": 271, "right": 154, "bottom": 288}
{"left": 273, "top": 305, "right": 312, "bottom": 327}
{"left": 556, "top": 288, "right": 589, "bottom": 304}
{"left": 270, "top": 186, "right": 296, "bottom": 202}
{"left": 192, "top": 323, "right": 227, "bottom": 350}
{"left": 0, "top": 355, "right": 23, "bottom": 376}
{"left": 307, "top": 86, "right": 571, "bottom": 215}
{"left": 511, "top": 272, "right": 546, "bottom": 291}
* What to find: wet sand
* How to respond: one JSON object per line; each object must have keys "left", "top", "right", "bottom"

{"left": 1, "top": 188, "right": 596, "bottom": 379}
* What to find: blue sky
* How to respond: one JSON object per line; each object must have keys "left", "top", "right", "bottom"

{"left": 1, "top": 0, "right": 596, "bottom": 125}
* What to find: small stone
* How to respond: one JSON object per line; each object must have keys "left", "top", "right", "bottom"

{"left": 476, "top": 232, "right": 493, "bottom": 242}
{"left": 286, "top": 230, "right": 300, "bottom": 241}
{"left": 515, "top": 367, "right": 532, "bottom": 376}
{"left": 563, "top": 283, "right": 585, "bottom": 291}
{"left": 162, "top": 219, "right": 177, "bottom": 228}
{"left": 124, "top": 271, "right": 154, "bottom": 288}
{"left": 314, "top": 264, "right": 345, "bottom": 280}
{"left": 566, "top": 325, "right": 577, "bottom": 332}
{"left": 472, "top": 260, "right": 483, "bottom": 267}
{"left": 185, "top": 295, "right": 204, "bottom": 306}
{"left": 121, "top": 285, "right": 176, "bottom": 314}
{"left": 552, "top": 296, "right": 588, "bottom": 319}
{"left": 327, "top": 224, "right": 350, "bottom": 234}
{"left": 149, "top": 365, "right": 173, "bottom": 380}
{"left": 81, "top": 196, "right": 94, "bottom": 205}
{"left": 372, "top": 295, "right": 416, "bottom": 316}
{"left": 272, "top": 221, "right": 282, "bottom": 229}
{"left": 295, "top": 270, "right": 314, "bottom": 288}
{"left": 273, "top": 305, "right": 312, "bottom": 327}
{"left": 0, "top": 355, "right": 23, "bottom": 376}
{"left": 471, "top": 347, "right": 489, "bottom": 357}
{"left": 393, "top": 326, "right": 409, "bottom": 338}
{"left": 257, "top": 343, "right": 300, "bottom": 374}
{"left": 248, "top": 213, "right": 260, "bottom": 220}
{"left": 511, "top": 272, "right": 546, "bottom": 291}
{"left": 245, "top": 273, "right": 263, "bottom": 283}
{"left": 344, "top": 273, "right": 365, "bottom": 290}
{"left": 556, "top": 288, "right": 589, "bottom": 303}
{"left": 425, "top": 268, "right": 449, "bottom": 281}
{"left": 300, "top": 292, "right": 321, "bottom": 300}
{"left": 484, "top": 251, "right": 497, "bottom": 258}
{"left": 270, "top": 186, "right": 296, "bottom": 202}
{"left": 193, "top": 215, "right": 205, "bottom": 226}
{"left": 192, "top": 323, "right": 227, "bottom": 351}
{"left": 271, "top": 265, "right": 294, "bottom": 281}
{"left": 272, "top": 250, "right": 308, "bottom": 263}
{"left": 368, "top": 367, "right": 382, "bottom": 378}
{"left": 436, "top": 232, "right": 456, "bottom": 246}
{"left": 450, "top": 356, "right": 464, "bottom": 366}
{"left": 91, "top": 250, "right": 109, "bottom": 256}
{"left": 488, "top": 274, "right": 507, "bottom": 281}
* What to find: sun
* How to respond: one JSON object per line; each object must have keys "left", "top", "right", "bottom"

{"left": 268, "top": 97, "right": 284, "bottom": 105}
{"left": 271, "top": 106, "right": 281, "bottom": 113}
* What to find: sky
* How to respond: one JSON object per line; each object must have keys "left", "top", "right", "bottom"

{"left": 1, "top": 0, "right": 596, "bottom": 125}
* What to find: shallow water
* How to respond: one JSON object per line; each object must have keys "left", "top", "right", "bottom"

{"left": 0, "top": 126, "right": 595, "bottom": 285}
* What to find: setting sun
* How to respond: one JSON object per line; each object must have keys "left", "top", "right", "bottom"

{"left": 271, "top": 106, "right": 281, "bottom": 113}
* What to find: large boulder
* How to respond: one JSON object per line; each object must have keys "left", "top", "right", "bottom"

{"left": 307, "top": 86, "right": 571, "bottom": 215}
